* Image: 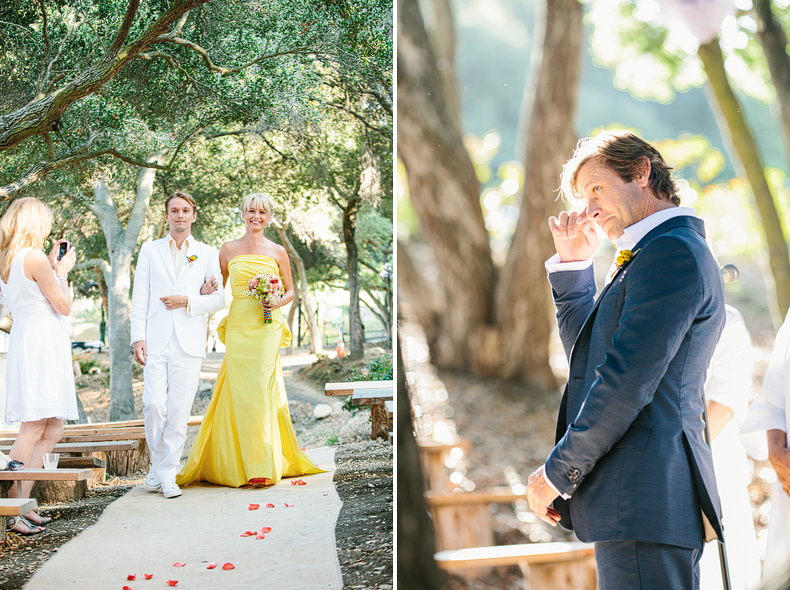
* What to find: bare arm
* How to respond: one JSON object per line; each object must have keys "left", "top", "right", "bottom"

{"left": 706, "top": 401, "right": 735, "bottom": 441}
{"left": 219, "top": 242, "right": 232, "bottom": 287}
{"left": 26, "top": 245, "right": 74, "bottom": 316}
{"left": 768, "top": 429, "right": 790, "bottom": 497}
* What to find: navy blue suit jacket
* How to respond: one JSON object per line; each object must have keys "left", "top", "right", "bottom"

{"left": 546, "top": 215, "right": 725, "bottom": 550}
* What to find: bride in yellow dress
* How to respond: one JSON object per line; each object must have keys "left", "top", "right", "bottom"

{"left": 177, "top": 193, "right": 324, "bottom": 487}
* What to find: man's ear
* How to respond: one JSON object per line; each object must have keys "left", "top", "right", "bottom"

{"left": 636, "top": 156, "right": 651, "bottom": 188}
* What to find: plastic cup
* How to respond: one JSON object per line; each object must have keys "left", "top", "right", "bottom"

{"left": 42, "top": 453, "right": 60, "bottom": 470}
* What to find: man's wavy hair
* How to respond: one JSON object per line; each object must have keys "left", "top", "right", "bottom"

{"left": 164, "top": 191, "right": 196, "bottom": 212}
{"left": 560, "top": 130, "right": 680, "bottom": 206}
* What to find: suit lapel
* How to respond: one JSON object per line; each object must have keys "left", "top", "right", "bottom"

{"left": 158, "top": 238, "right": 176, "bottom": 281}
{"left": 567, "top": 215, "right": 705, "bottom": 369}
{"left": 175, "top": 239, "right": 193, "bottom": 283}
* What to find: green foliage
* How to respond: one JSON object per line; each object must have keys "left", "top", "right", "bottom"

{"left": 349, "top": 354, "right": 393, "bottom": 381}
{"left": 78, "top": 358, "right": 100, "bottom": 374}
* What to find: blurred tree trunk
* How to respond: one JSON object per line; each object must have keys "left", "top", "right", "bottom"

{"left": 399, "top": 0, "right": 579, "bottom": 386}
{"left": 398, "top": 0, "right": 495, "bottom": 373}
{"left": 755, "top": 0, "right": 790, "bottom": 162}
{"left": 423, "top": 0, "right": 462, "bottom": 135}
{"left": 396, "top": 333, "right": 444, "bottom": 590}
{"left": 698, "top": 40, "right": 790, "bottom": 325}
{"left": 494, "top": 0, "right": 582, "bottom": 388}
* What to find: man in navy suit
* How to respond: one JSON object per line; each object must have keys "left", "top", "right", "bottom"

{"left": 526, "top": 131, "right": 726, "bottom": 590}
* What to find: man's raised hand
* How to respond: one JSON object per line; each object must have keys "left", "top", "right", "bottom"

{"left": 548, "top": 208, "right": 600, "bottom": 262}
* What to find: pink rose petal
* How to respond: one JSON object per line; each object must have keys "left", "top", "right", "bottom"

{"left": 207, "top": 562, "right": 217, "bottom": 570}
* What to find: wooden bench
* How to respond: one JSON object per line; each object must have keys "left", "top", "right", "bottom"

{"left": 0, "top": 416, "right": 204, "bottom": 476}
{"left": 0, "top": 498, "right": 38, "bottom": 542}
{"left": 0, "top": 469, "right": 93, "bottom": 506}
{"left": 325, "top": 381, "right": 393, "bottom": 440}
{"left": 435, "top": 541, "right": 597, "bottom": 590}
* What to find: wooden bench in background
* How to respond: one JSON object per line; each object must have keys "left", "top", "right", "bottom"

{"left": 0, "top": 416, "right": 203, "bottom": 479}
{"left": 0, "top": 498, "right": 37, "bottom": 542}
{"left": 435, "top": 541, "right": 597, "bottom": 590}
{"left": 325, "top": 381, "right": 393, "bottom": 440}
{"left": 0, "top": 469, "right": 92, "bottom": 505}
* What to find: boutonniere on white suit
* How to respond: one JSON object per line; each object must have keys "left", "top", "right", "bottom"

{"left": 186, "top": 254, "right": 197, "bottom": 266}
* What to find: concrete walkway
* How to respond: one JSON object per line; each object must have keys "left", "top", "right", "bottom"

{"left": 24, "top": 447, "right": 342, "bottom": 589}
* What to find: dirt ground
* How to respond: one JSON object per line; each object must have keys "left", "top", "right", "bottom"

{"left": 0, "top": 351, "right": 393, "bottom": 590}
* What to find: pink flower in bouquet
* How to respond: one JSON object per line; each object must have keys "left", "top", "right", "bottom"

{"left": 248, "top": 277, "right": 260, "bottom": 291}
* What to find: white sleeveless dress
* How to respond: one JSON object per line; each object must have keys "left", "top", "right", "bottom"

{"left": 0, "top": 248, "right": 77, "bottom": 423}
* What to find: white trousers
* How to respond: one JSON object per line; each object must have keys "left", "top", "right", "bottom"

{"left": 142, "top": 337, "right": 202, "bottom": 483}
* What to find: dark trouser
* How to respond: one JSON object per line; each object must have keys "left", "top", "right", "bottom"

{"left": 594, "top": 540, "right": 702, "bottom": 590}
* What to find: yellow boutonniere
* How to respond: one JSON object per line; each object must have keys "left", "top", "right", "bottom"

{"left": 186, "top": 255, "right": 197, "bottom": 265}
{"left": 615, "top": 248, "right": 640, "bottom": 271}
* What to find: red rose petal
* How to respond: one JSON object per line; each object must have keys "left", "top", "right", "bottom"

{"left": 256, "top": 534, "right": 266, "bottom": 539}
{"left": 173, "top": 562, "right": 186, "bottom": 567}
{"left": 297, "top": 479, "right": 307, "bottom": 485}
{"left": 285, "top": 503, "right": 294, "bottom": 507}
{"left": 266, "top": 503, "right": 275, "bottom": 508}
{"left": 127, "top": 574, "right": 136, "bottom": 580}
{"left": 123, "top": 587, "right": 132, "bottom": 590}
{"left": 207, "top": 562, "right": 217, "bottom": 570}
{"left": 166, "top": 582, "right": 179, "bottom": 587}
{"left": 222, "top": 563, "right": 235, "bottom": 570}
{"left": 291, "top": 480, "right": 297, "bottom": 485}
{"left": 144, "top": 573, "right": 153, "bottom": 579}
{"left": 260, "top": 526, "right": 272, "bottom": 533}
{"left": 240, "top": 530, "right": 257, "bottom": 537}
{"left": 248, "top": 503, "right": 259, "bottom": 510}
{"left": 300, "top": 447, "right": 306, "bottom": 451}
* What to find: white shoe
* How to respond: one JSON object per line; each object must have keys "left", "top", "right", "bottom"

{"left": 161, "top": 481, "right": 182, "bottom": 499}
{"left": 143, "top": 468, "right": 161, "bottom": 492}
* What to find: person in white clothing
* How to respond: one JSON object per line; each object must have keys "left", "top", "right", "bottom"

{"left": 0, "top": 197, "right": 77, "bottom": 535}
{"left": 699, "top": 304, "right": 761, "bottom": 590}
{"left": 741, "top": 309, "right": 790, "bottom": 584}
{"left": 130, "top": 191, "right": 224, "bottom": 499}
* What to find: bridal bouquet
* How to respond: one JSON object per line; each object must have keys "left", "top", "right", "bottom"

{"left": 243, "top": 273, "right": 284, "bottom": 324}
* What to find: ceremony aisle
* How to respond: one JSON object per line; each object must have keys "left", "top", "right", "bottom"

{"left": 23, "top": 448, "right": 342, "bottom": 589}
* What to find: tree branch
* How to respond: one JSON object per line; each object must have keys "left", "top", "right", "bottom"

{"left": 107, "top": 0, "right": 141, "bottom": 57}
{"left": 0, "top": 143, "right": 170, "bottom": 201}
{"left": 74, "top": 258, "right": 112, "bottom": 275}
{"left": 326, "top": 101, "right": 390, "bottom": 136}
{"left": 153, "top": 37, "right": 319, "bottom": 75}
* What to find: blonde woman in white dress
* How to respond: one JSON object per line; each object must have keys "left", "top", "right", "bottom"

{"left": 0, "top": 197, "right": 77, "bottom": 535}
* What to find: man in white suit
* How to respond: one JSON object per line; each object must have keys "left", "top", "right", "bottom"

{"left": 130, "top": 192, "right": 225, "bottom": 498}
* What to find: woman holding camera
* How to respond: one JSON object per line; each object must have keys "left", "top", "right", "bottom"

{"left": 0, "top": 197, "right": 77, "bottom": 535}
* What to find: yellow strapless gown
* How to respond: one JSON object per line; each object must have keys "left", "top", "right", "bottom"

{"left": 177, "top": 255, "right": 324, "bottom": 487}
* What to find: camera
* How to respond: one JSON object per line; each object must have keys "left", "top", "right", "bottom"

{"left": 58, "top": 240, "right": 70, "bottom": 260}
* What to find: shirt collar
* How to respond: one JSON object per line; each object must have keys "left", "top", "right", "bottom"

{"left": 169, "top": 234, "right": 192, "bottom": 249}
{"left": 616, "top": 206, "right": 696, "bottom": 252}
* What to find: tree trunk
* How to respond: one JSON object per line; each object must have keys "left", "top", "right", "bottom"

{"left": 493, "top": 0, "right": 582, "bottom": 388}
{"left": 273, "top": 222, "right": 323, "bottom": 355}
{"left": 90, "top": 158, "right": 161, "bottom": 421}
{"left": 424, "top": 0, "right": 462, "bottom": 135}
{"left": 755, "top": 0, "right": 790, "bottom": 166}
{"left": 396, "top": 335, "right": 444, "bottom": 590}
{"left": 398, "top": 0, "right": 495, "bottom": 373}
{"left": 106, "top": 245, "right": 135, "bottom": 421}
{"left": 698, "top": 40, "right": 790, "bottom": 325}
{"left": 343, "top": 197, "right": 365, "bottom": 359}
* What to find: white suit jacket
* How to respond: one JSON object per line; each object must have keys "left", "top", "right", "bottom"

{"left": 130, "top": 236, "right": 225, "bottom": 358}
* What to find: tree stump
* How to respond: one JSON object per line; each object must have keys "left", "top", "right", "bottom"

{"left": 104, "top": 439, "right": 150, "bottom": 476}
{"left": 370, "top": 403, "right": 391, "bottom": 440}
